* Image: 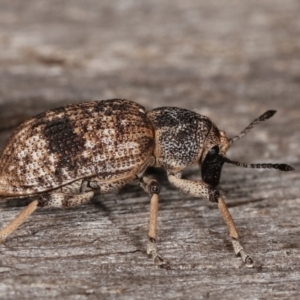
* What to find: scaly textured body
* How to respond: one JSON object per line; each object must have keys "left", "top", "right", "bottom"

{"left": 0, "top": 99, "right": 154, "bottom": 196}
{"left": 147, "top": 107, "right": 220, "bottom": 173}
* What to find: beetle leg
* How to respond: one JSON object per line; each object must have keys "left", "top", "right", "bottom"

{"left": 217, "top": 197, "right": 253, "bottom": 267}
{"left": 38, "top": 191, "right": 94, "bottom": 208}
{"left": 168, "top": 174, "right": 253, "bottom": 267}
{"left": 0, "top": 192, "right": 94, "bottom": 243}
{"left": 140, "top": 176, "right": 169, "bottom": 268}
{"left": 0, "top": 200, "right": 38, "bottom": 243}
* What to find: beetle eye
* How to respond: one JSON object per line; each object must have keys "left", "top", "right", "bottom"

{"left": 205, "top": 146, "right": 219, "bottom": 162}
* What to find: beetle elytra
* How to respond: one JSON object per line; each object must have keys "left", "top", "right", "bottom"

{"left": 0, "top": 99, "right": 294, "bottom": 268}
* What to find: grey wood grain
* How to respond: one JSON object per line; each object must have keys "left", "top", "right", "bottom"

{"left": 0, "top": 1, "right": 299, "bottom": 299}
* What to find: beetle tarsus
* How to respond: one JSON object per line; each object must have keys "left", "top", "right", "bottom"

{"left": 147, "top": 239, "right": 170, "bottom": 269}
{"left": 231, "top": 238, "right": 254, "bottom": 268}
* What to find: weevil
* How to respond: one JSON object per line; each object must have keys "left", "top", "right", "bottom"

{"left": 0, "top": 99, "right": 294, "bottom": 268}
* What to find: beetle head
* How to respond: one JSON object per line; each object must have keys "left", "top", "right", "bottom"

{"left": 200, "top": 110, "right": 294, "bottom": 187}
{"left": 200, "top": 126, "right": 230, "bottom": 187}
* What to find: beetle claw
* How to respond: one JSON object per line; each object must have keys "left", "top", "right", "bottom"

{"left": 147, "top": 240, "right": 170, "bottom": 269}
{"left": 231, "top": 238, "right": 254, "bottom": 268}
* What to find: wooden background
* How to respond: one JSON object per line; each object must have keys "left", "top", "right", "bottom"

{"left": 0, "top": 1, "right": 299, "bottom": 299}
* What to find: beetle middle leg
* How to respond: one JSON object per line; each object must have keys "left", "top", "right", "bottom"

{"left": 140, "top": 176, "right": 169, "bottom": 268}
{"left": 168, "top": 173, "right": 253, "bottom": 267}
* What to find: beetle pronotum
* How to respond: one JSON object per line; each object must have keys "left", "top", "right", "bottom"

{"left": 0, "top": 99, "right": 294, "bottom": 267}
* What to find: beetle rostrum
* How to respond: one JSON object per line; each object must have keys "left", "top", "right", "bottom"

{"left": 0, "top": 99, "right": 294, "bottom": 268}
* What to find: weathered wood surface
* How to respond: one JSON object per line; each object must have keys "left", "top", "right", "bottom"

{"left": 0, "top": 1, "right": 299, "bottom": 299}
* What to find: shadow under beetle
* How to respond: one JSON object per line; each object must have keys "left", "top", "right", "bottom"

{"left": 0, "top": 99, "right": 294, "bottom": 268}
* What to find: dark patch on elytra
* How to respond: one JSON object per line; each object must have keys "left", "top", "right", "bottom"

{"left": 95, "top": 99, "right": 144, "bottom": 116}
{"left": 32, "top": 106, "right": 67, "bottom": 127}
{"left": 95, "top": 99, "right": 128, "bottom": 115}
{"left": 116, "top": 114, "right": 127, "bottom": 136}
{"left": 43, "top": 116, "right": 85, "bottom": 172}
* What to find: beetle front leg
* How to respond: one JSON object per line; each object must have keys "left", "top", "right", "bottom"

{"left": 140, "top": 176, "right": 169, "bottom": 268}
{"left": 168, "top": 174, "right": 253, "bottom": 267}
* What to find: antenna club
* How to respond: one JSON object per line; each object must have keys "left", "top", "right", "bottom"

{"left": 278, "top": 164, "right": 295, "bottom": 172}
{"left": 223, "top": 157, "right": 294, "bottom": 172}
{"left": 229, "top": 110, "right": 278, "bottom": 145}
{"left": 264, "top": 110, "right": 277, "bottom": 120}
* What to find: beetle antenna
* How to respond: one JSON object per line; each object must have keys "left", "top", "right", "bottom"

{"left": 229, "top": 110, "right": 277, "bottom": 144}
{"left": 223, "top": 157, "right": 294, "bottom": 172}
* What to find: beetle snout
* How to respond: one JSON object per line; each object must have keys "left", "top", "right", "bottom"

{"left": 201, "top": 154, "right": 225, "bottom": 187}
{"left": 199, "top": 128, "right": 229, "bottom": 187}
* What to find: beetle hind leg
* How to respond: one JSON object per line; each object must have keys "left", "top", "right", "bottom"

{"left": 0, "top": 191, "right": 94, "bottom": 244}
{"left": 0, "top": 200, "right": 39, "bottom": 243}
{"left": 140, "top": 176, "right": 170, "bottom": 269}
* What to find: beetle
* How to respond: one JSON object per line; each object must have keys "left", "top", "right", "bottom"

{"left": 0, "top": 99, "right": 294, "bottom": 268}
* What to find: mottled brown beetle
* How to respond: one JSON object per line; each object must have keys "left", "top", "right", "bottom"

{"left": 0, "top": 99, "right": 294, "bottom": 268}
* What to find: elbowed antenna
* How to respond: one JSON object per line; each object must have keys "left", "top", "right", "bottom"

{"left": 222, "top": 156, "right": 294, "bottom": 172}
{"left": 229, "top": 110, "right": 277, "bottom": 144}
